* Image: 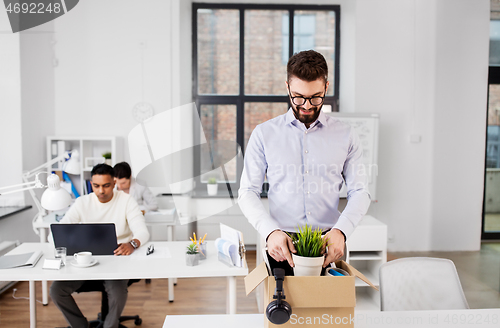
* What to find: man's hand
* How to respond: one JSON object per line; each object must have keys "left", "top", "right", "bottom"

{"left": 114, "top": 239, "right": 140, "bottom": 256}
{"left": 322, "top": 229, "right": 345, "bottom": 267}
{"left": 267, "top": 230, "right": 296, "bottom": 267}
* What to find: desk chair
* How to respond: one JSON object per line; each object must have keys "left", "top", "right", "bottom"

{"left": 76, "top": 280, "right": 142, "bottom": 328}
{"left": 379, "top": 257, "right": 469, "bottom": 311}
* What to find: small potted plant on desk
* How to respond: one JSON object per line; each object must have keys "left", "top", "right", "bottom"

{"left": 207, "top": 177, "right": 218, "bottom": 196}
{"left": 289, "top": 225, "right": 328, "bottom": 276}
{"left": 186, "top": 243, "right": 199, "bottom": 266}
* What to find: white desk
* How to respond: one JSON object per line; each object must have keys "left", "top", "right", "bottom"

{"left": 31, "top": 208, "right": 178, "bottom": 304}
{"left": 163, "top": 309, "right": 500, "bottom": 328}
{"left": 0, "top": 241, "right": 248, "bottom": 328}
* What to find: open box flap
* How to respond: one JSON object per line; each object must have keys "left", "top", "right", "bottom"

{"left": 337, "top": 260, "right": 379, "bottom": 291}
{"left": 245, "top": 261, "right": 269, "bottom": 296}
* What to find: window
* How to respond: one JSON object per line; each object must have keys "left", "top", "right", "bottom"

{"left": 193, "top": 3, "right": 341, "bottom": 193}
{"left": 482, "top": 19, "right": 500, "bottom": 239}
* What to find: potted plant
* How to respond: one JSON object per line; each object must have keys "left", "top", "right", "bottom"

{"left": 102, "top": 152, "right": 112, "bottom": 165}
{"left": 207, "top": 177, "right": 218, "bottom": 196}
{"left": 186, "top": 243, "right": 199, "bottom": 266}
{"left": 289, "top": 225, "right": 328, "bottom": 276}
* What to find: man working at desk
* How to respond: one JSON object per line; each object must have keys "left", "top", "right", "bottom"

{"left": 50, "top": 164, "right": 150, "bottom": 328}
{"left": 238, "top": 50, "right": 371, "bottom": 272}
{"left": 114, "top": 161, "right": 158, "bottom": 213}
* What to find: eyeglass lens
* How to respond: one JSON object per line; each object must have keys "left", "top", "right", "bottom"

{"left": 292, "top": 97, "right": 324, "bottom": 106}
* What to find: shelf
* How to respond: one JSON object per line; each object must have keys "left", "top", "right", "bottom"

{"left": 47, "top": 136, "right": 119, "bottom": 197}
{"left": 349, "top": 251, "right": 383, "bottom": 261}
{"left": 355, "top": 288, "right": 380, "bottom": 311}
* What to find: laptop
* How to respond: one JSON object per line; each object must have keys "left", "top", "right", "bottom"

{"left": 51, "top": 223, "right": 118, "bottom": 255}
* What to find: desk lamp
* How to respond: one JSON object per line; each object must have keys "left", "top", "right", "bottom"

{"left": 0, "top": 150, "right": 79, "bottom": 221}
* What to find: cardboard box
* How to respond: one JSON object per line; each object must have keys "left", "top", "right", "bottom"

{"left": 245, "top": 261, "right": 378, "bottom": 327}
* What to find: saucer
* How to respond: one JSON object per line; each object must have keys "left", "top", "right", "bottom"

{"left": 70, "top": 259, "right": 98, "bottom": 268}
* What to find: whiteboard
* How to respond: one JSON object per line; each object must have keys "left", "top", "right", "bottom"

{"left": 325, "top": 112, "right": 379, "bottom": 201}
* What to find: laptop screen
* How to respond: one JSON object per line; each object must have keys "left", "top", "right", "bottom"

{"left": 51, "top": 223, "right": 118, "bottom": 255}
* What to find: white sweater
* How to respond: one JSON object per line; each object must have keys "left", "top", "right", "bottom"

{"left": 60, "top": 190, "right": 150, "bottom": 245}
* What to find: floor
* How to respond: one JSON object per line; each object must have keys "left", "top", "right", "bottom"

{"left": 0, "top": 245, "right": 499, "bottom": 327}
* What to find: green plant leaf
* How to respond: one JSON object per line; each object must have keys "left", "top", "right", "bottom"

{"left": 292, "top": 224, "right": 327, "bottom": 257}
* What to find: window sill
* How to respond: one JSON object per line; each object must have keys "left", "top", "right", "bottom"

{"left": 0, "top": 205, "right": 32, "bottom": 220}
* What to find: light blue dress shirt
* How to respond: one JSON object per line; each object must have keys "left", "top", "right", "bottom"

{"left": 238, "top": 108, "right": 371, "bottom": 240}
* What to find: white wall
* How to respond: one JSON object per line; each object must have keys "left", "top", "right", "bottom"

{"left": 357, "top": 0, "right": 489, "bottom": 251}
{"left": 430, "top": 0, "right": 489, "bottom": 250}
{"left": 0, "top": 10, "right": 23, "bottom": 206}
{"left": 52, "top": 0, "right": 176, "bottom": 162}
{"left": 0, "top": 11, "right": 48, "bottom": 243}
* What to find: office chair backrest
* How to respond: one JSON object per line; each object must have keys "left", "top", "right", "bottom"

{"left": 379, "top": 257, "right": 469, "bottom": 311}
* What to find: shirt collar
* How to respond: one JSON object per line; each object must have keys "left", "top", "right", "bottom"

{"left": 285, "top": 108, "right": 297, "bottom": 126}
{"left": 285, "top": 108, "right": 329, "bottom": 128}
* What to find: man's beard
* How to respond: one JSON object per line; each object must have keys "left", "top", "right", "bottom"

{"left": 292, "top": 104, "right": 322, "bottom": 125}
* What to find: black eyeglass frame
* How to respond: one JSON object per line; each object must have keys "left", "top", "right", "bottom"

{"left": 287, "top": 85, "right": 327, "bottom": 107}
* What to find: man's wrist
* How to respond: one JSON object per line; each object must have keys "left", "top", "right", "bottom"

{"left": 129, "top": 239, "right": 140, "bottom": 249}
{"left": 266, "top": 229, "right": 281, "bottom": 242}
{"left": 333, "top": 228, "right": 346, "bottom": 242}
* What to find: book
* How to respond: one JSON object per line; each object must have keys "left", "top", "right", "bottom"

{"left": 0, "top": 251, "right": 43, "bottom": 269}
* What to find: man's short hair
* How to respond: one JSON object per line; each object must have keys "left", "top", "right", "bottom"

{"left": 91, "top": 163, "right": 115, "bottom": 178}
{"left": 287, "top": 50, "right": 328, "bottom": 83}
{"left": 113, "top": 162, "right": 132, "bottom": 180}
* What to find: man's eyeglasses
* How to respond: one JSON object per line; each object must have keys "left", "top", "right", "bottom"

{"left": 288, "top": 85, "right": 326, "bottom": 106}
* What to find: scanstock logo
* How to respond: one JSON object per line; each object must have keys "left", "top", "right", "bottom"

{"left": 3, "top": 0, "right": 79, "bottom": 33}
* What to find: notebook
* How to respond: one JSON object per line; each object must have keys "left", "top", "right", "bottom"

{"left": 0, "top": 251, "right": 43, "bottom": 269}
{"left": 51, "top": 223, "right": 118, "bottom": 255}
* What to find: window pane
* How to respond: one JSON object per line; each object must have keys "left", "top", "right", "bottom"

{"left": 485, "top": 84, "right": 500, "bottom": 233}
{"left": 197, "top": 9, "right": 239, "bottom": 95}
{"left": 200, "top": 105, "right": 237, "bottom": 183}
{"left": 244, "top": 10, "right": 289, "bottom": 95}
{"left": 244, "top": 102, "right": 288, "bottom": 150}
{"left": 294, "top": 11, "right": 336, "bottom": 96}
{"left": 490, "top": 20, "right": 500, "bottom": 66}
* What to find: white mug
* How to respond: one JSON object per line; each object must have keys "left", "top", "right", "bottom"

{"left": 74, "top": 251, "right": 93, "bottom": 265}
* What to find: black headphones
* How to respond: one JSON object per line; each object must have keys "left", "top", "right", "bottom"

{"left": 266, "top": 268, "right": 292, "bottom": 325}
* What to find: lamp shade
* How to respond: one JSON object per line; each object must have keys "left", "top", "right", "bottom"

{"left": 40, "top": 174, "right": 72, "bottom": 210}
{"left": 63, "top": 150, "right": 80, "bottom": 175}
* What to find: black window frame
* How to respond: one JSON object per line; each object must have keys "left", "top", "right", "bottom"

{"left": 482, "top": 66, "right": 500, "bottom": 240}
{"left": 192, "top": 3, "right": 341, "bottom": 196}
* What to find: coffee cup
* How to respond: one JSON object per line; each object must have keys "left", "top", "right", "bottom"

{"left": 74, "top": 251, "right": 93, "bottom": 265}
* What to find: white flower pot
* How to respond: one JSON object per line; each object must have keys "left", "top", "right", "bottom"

{"left": 207, "top": 184, "right": 218, "bottom": 196}
{"left": 292, "top": 253, "right": 324, "bottom": 276}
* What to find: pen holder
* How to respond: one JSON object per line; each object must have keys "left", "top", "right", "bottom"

{"left": 198, "top": 242, "right": 207, "bottom": 260}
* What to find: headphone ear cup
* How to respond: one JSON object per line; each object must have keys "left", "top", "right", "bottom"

{"left": 266, "top": 299, "right": 292, "bottom": 325}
